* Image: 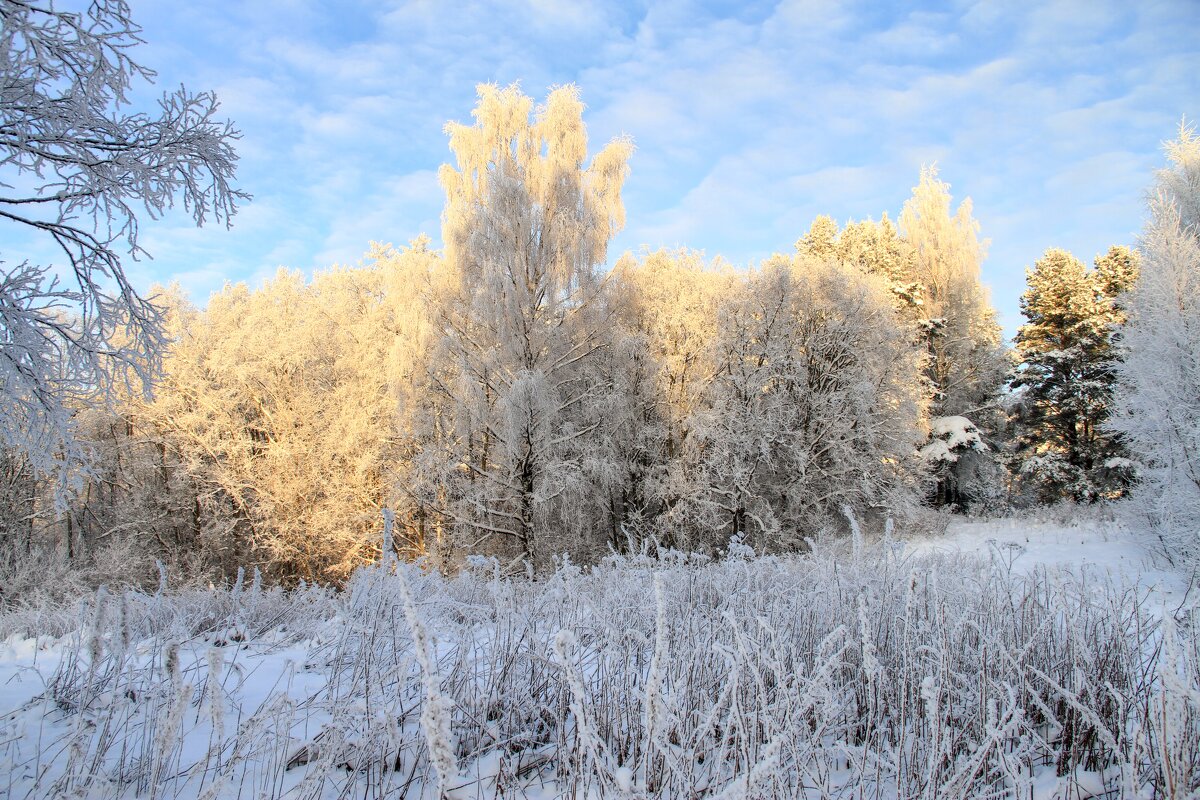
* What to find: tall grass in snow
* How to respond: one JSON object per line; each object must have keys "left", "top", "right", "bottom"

{"left": 0, "top": 535, "right": 1196, "bottom": 798}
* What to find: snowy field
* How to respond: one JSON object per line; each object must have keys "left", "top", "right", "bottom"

{"left": 909, "top": 515, "right": 1192, "bottom": 612}
{"left": 1, "top": 517, "right": 1197, "bottom": 799}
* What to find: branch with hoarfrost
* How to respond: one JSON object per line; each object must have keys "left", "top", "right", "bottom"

{"left": 0, "top": 0, "right": 247, "bottom": 493}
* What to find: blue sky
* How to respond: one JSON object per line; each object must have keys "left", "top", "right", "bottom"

{"left": 7, "top": 0, "right": 1200, "bottom": 338}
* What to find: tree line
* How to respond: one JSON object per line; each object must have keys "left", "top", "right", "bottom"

{"left": 3, "top": 81, "right": 1198, "bottom": 590}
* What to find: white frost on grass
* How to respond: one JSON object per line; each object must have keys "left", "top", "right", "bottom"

{"left": 0, "top": 515, "right": 1196, "bottom": 799}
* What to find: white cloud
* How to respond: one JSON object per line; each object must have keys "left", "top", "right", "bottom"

{"left": 5, "top": 0, "right": 1190, "bottom": 337}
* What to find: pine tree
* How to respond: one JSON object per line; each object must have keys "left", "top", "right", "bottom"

{"left": 1011, "top": 247, "right": 1137, "bottom": 503}
{"left": 796, "top": 214, "right": 923, "bottom": 313}
{"left": 795, "top": 215, "right": 840, "bottom": 261}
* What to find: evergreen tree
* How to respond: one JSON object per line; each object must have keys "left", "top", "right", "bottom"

{"left": 1011, "top": 247, "right": 1137, "bottom": 502}
{"left": 796, "top": 214, "right": 923, "bottom": 314}
{"left": 795, "top": 214, "right": 840, "bottom": 261}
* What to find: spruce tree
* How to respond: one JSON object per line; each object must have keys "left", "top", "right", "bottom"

{"left": 1012, "top": 247, "right": 1137, "bottom": 502}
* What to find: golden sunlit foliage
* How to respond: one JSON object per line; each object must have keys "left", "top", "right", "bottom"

{"left": 2, "top": 84, "right": 1039, "bottom": 586}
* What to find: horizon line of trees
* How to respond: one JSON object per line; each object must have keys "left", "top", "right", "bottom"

{"left": 3, "top": 83, "right": 1198, "bottom": 592}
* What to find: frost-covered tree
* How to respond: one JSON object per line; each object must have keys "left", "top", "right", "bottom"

{"left": 795, "top": 215, "right": 840, "bottom": 261}
{"left": 373, "top": 238, "right": 445, "bottom": 558}
{"left": 667, "top": 256, "right": 928, "bottom": 550}
{"left": 606, "top": 249, "right": 734, "bottom": 549}
{"left": 143, "top": 260, "right": 410, "bottom": 583}
{"left": 797, "top": 214, "right": 923, "bottom": 313}
{"left": 46, "top": 401, "right": 198, "bottom": 582}
{"left": 0, "top": 0, "right": 246, "bottom": 492}
{"left": 898, "top": 166, "right": 1005, "bottom": 417}
{"left": 582, "top": 293, "right": 662, "bottom": 550}
{"left": 419, "top": 84, "right": 632, "bottom": 563}
{"left": 1111, "top": 122, "right": 1200, "bottom": 563}
{"left": 1011, "top": 247, "right": 1137, "bottom": 503}
{"left": 4, "top": 284, "right": 213, "bottom": 594}
{"left": 0, "top": 447, "right": 40, "bottom": 587}
{"left": 899, "top": 167, "right": 1008, "bottom": 508}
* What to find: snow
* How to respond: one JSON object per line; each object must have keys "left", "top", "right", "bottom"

{"left": 911, "top": 515, "right": 1179, "bottom": 582}
{"left": 0, "top": 514, "right": 1196, "bottom": 799}
{"left": 0, "top": 635, "right": 62, "bottom": 723}
{"left": 908, "top": 514, "right": 1194, "bottom": 623}
{"left": 920, "top": 414, "right": 987, "bottom": 463}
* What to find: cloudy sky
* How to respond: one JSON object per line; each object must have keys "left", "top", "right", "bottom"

{"left": 8, "top": 0, "right": 1200, "bottom": 337}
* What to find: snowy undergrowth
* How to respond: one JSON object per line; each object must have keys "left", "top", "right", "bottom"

{"left": 1, "top": 534, "right": 1198, "bottom": 799}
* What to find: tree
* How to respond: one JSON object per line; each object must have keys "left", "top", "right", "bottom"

{"left": 795, "top": 215, "right": 840, "bottom": 261}
{"left": 139, "top": 261, "right": 412, "bottom": 584}
{"left": 1110, "top": 122, "right": 1200, "bottom": 563}
{"left": 797, "top": 214, "right": 924, "bottom": 313}
{"left": 898, "top": 166, "right": 1005, "bottom": 417}
{"left": 0, "top": 0, "right": 246, "bottom": 492}
{"left": 898, "top": 166, "right": 1007, "bottom": 508}
{"left": 417, "top": 84, "right": 633, "bottom": 563}
{"left": 1094, "top": 245, "right": 1140, "bottom": 309}
{"left": 667, "top": 255, "right": 927, "bottom": 550}
{"left": 607, "top": 249, "right": 735, "bottom": 550}
{"left": 1011, "top": 247, "right": 1137, "bottom": 503}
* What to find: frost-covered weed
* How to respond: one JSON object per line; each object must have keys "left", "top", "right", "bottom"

{"left": 0, "top": 542, "right": 1196, "bottom": 798}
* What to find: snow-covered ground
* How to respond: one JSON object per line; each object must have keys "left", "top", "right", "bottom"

{"left": 1, "top": 515, "right": 1197, "bottom": 799}
{"left": 909, "top": 515, "right": 1193, "bottom": 613}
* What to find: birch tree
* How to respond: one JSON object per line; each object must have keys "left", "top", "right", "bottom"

{"left": 898, "top": 166, "right": 1005, "bottom": 417}
{"left": 423, "top": 84, "right": 632, "bottom": 563}
{"left": 606, "top": 249, "right": 734, "bottom": 549}
{"left": 899, "top": 167, "right": 1007, "bottom": 508}
{"left": 669, "top": 256, "right": 928, "bottom": 550}
{"left": 143, "top": 262, "right": 406, "bottom": 583}
{"left": 1111, "top": 122, "right": 1200, "bottom": 563}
